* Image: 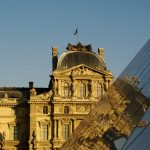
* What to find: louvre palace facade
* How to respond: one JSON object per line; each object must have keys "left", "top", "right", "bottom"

{"left": 0, "top": 43, "right": 113, "bottom": 150}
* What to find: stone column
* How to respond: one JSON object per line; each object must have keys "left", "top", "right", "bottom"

{"left": 107, "top": 80, "right": 110, "bottom": 89}
{"left": 74, "top": 119, "right": 77, "bottom": 129}
{"left": 54, "top": 120, "right": 57, "bottom": 139}
{"left": 102, "top": 84, "right": 105, "bottom": 95}
{"left": 72, "top": 80, "right": 76, "bottom": 97}
{"left": 54, "top": 79, "right": 58, "bottom": 96}
{"left": 58, "top": 120, "right": 62, "bottom": 139}
{"left": 74, "top": 80, "right": 78, "bottom": 97}
{"left": 70, "top": 121, "right": 72, "bottom": 135}
{"left": 91, "top": 80, "right": 95, "bottom": 97}
{"left": 58, "top": 80, "right": 61, "bottom": 96}
{"left": 104, "top": 80, "right": 109, "bottom": 91}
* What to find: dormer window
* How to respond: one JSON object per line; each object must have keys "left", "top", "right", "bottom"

{"left": 43, "top": 106, "right": 48, "bottom": 114}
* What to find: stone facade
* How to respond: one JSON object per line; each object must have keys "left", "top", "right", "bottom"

{"left": 0, "top": 88, "right": 30, "bottom": 150}
{"left": 0, "top": 43, "right": 113, "bottom": 150}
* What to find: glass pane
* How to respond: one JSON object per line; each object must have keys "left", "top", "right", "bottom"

{"left": 43, "top": 106, "right": 48, "bottom": 114}
{"left": 63, "top": 82, "right": 70, "bottom": 97}
{"left": 42, "top": 124, "right": 48, "bottom": 140}
{"left": 64, "top": 106, "right": 69, "bottom": 114}
{"left": 10, "top": 126, "right": 17, "bottom": 140}
{"left": 96, "top": 83, "right": 102, "bottom": 97}
{"left": 63, "top": 124, "right": 70, "bottom": 140}
{"left": 79, "top": 83, "right": 86, "bottom": 97}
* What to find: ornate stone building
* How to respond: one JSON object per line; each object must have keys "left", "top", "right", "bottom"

{"left": 0, "top": 43, "right": 113, "bottom": 150}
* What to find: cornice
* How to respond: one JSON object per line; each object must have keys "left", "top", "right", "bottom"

{"left": 28, "top": 101, "right": 50, "bottom": 105}
{"left": 53, "top": 64, "right": 112, "bottom": 76}
{"left": 53, "top": 101, "right": 98, "bottom": 105}
{"left": 53, "top": 114, "right": 88, "bottom": 119}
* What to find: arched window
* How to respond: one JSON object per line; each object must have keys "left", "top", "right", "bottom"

{"left": 79, "top": 82, "right": 86, "bottom": 98}
{"left": 96, "top": 83, "right": 102, "bottom": 97}
{"left": 43, "top": 106, "right": 48, "bottom": 114}
{"left": 64, "top": 106, "right": 69, "bottom": 114}
{"left": 62, "top": 82, "right": 70, "bottom": 97}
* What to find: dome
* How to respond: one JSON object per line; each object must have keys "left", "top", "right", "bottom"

{"left": 57, "top": 50, "right": 106, "bottom": 70}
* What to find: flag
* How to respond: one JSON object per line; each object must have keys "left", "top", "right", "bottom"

{"left": 74, "top": 27, "right": 78, "bottom": 35}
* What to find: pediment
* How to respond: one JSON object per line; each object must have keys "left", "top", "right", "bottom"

{"left": 38, "top": 119, "right": 50, "bottom": 127}
{"left": 38, "top": 91, "right": 52, "bottom": 100}
{"left": 8, "top": 120, "right": 20, "bottom": 128}
{"left": 38, "top": 119, "right": 50, "bottom": 123}
{"left": 54, "top": 64, "right": 112, "bottom": 77}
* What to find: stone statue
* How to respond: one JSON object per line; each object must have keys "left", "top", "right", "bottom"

{"left": 2, "top": 132, "right": 6, "bottom": 141}
{"left": 32, "top": 130, "right": 37, "bottom": 140}
{"left": 4, "top": 93, "right": 8, "bottom": 98}
{"left": 30, "top": 88, "right": 37, "bottom": 96}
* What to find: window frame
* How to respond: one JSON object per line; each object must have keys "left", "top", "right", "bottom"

{"left": 10, "top": 126, "right": 18, "bottom": 140}
{"left": 64, "top": 106, "right": 69, "bottom": 114}
{"left": 96, "top": 83, "right": 103, "bottom": 97}
{"left": 41, "top": 124, "right": 48, "bottom": 141}
{"left": 78, "top": 82, "right": 86, "bottom": 98}
{"left": 62, "top": 82, "right": 71, "bottom": 98}
{"left": 63, "top": 124, "right": 70, "bottom": 140}
{"left": 43, "top": 106, "right": 48, "bottom": 114}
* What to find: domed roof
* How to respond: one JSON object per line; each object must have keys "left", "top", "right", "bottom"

{"left": 57, "top": 43, "right": 106, "bottom": 70}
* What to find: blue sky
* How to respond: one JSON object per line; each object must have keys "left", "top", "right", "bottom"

{"left": 0, "top": 0, "right": 150, "bottom": 87}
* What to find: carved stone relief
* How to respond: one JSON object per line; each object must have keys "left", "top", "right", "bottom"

{"left": 36, "top": 105, "right": 42, "bottom": 113}
{"left": 76, "top": 106, "right": 86, "bottom": 112}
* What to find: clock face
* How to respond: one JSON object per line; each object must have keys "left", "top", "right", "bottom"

{"left": 80, "top": 106, "right": 86, "bottom": 112}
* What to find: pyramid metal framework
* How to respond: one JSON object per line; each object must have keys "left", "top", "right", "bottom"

{"left": 60, "top": 40, "right": 150, "bottom": 150}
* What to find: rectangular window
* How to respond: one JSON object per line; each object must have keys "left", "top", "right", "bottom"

{"left": 63, "top": 124, "right": 70, "bottom": 140}
{"left": 10, "top": 126, "right": 17, "bottom": 140}
{"left": 79, "top": 83, "right": 86, "bottom": 98}
{"left": 96, "top": 83, "right": 102, "bottom": 97}
{"left": 42, "top": 124, "right": 48, "bottom": 140}
{"left": 63, "top": 82, "right": 70, "bottom": 98}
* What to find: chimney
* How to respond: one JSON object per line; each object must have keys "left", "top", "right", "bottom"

{"left": 52, "top": 47, "right": 58, "bottom": 71}
{"left": 29, "top": 81, "right": 34, "bottom": 89}
{"left": 98, "top": 48, "right": 105, "bottom": 61}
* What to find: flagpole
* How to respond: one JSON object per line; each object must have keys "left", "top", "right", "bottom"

{"left": 74, "top": 26, "right": 80, "bottom": 44}
{"left": 76, "top": 32, "right": 80, "bottom": 43}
